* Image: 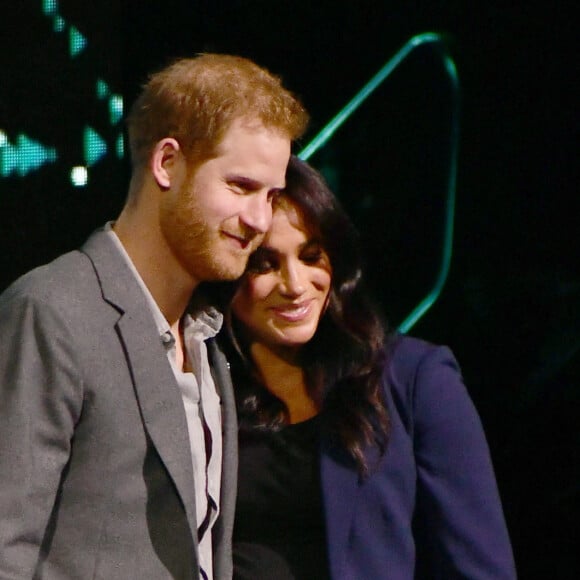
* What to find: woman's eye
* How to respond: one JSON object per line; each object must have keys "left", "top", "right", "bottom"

{"left": 301, "top": 251, "right": 323, "bottom": 264}
{"left": 251, "top": 262, "right": 273, "bottom": 274}
{"left": 247, "top": 251, "right": 276, "bottom": 273}
{"left": 267, "top": 189, "right": 282, "bottom": 203}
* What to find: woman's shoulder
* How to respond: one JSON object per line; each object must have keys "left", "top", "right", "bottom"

{"left": 385, "top": 333, "right": 460, "bottom": 384}
{"left": 383, "top": 333, "right": 466, "bottom": 427}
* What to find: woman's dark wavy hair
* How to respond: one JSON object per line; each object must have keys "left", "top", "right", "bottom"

{"left": 222, "top": 155, "right": 390, "bottom": 476}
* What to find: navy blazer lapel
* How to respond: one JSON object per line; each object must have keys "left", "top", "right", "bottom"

{"left": 81, "top": 230, "right": 199, "bottom": 541}
{"left": 320, "top": 437, "right": 360, "bottom": 578}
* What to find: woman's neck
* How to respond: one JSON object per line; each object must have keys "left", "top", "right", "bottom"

{"left": 249, "top": 342, "right": 319, "bottom": 424}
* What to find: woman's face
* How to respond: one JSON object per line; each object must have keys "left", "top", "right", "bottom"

{"left": 231, "top": 203, "right": 332, "bottom": 352}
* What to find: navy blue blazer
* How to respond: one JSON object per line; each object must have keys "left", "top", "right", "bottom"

{"left": 320, "top": 335, "right": 516, "bottom": 579}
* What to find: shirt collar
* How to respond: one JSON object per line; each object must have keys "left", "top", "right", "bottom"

{"left": 182, "top": 307, "right": 223, "bottom": 342}
{"left": 104, "top": 222, "right": 223, "bottom": 340}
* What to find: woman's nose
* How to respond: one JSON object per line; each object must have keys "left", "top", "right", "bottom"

{"left": 279, "top": 263, "right": 306, "bottom": 297}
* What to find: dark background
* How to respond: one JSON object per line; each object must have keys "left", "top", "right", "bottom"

{"left": 1, "top": 1, "right": 577, "bottom": 577}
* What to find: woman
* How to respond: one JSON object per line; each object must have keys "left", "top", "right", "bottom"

{"left": 221, "top": 156, "right": 516, "bottom": 579}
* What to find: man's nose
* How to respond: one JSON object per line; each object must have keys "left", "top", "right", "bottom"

{"left": 240, "top": 193, "right": 272, "bottom": 235}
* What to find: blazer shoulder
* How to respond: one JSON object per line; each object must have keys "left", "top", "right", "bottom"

{"left": 387, "top": 333, "right": 460, "bottom": 378}
{"left": 1, "top": 249, "right": 95, "bottom": 306}
{"left": 385, "top": 333, "right": 451, "bottom": 386}
{"left": 383, "top": 334, "right": 462, "bottom": 434}
{"left": 1, "top": 228, "right": 132, "bottom": 316}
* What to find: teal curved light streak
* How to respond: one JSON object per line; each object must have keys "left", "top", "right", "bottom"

{"left": 298, "top": 32, "right": 460, "bottom": 333}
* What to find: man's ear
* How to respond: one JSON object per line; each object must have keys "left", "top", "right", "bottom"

{"left": 151, "top": 138, "right": 181, "bottom": 189}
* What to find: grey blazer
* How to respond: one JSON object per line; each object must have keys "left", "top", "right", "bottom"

{"left": 0, "top": 230, "right": 237, "bottom": 579}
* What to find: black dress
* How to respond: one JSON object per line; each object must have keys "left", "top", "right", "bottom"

{"left": 233, "top": 415, "right": 330, "bottom": 579}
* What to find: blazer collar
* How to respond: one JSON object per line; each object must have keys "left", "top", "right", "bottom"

{"left": 81, "top": 229, "right": 200, "bottom": 543}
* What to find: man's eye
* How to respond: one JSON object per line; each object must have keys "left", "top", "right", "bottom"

{"left": 228, "top": 182, "right": 246, "bottom": 194}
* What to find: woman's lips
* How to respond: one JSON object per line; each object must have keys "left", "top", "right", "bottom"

{"left": 270, "top": 300, "right": 313, "bottom": 322}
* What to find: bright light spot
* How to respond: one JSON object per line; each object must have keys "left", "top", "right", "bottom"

{"left": 0, "top": 131, "right": 7, "bottom": 147}
{"left": 70, "top": 166, "right": 88, "bottom": 187}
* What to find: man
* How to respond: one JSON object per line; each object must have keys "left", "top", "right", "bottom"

{"left": 0, "top": 54, "right": 308, "bottom": 579}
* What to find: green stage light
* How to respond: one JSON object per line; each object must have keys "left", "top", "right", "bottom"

{"left": 1, "top": 2, "right": 123, "bottom": 185}
{"left": 69, "top": 25, "right": 87, "bottom": 57}
{"left": 42, "top": 0, "right": 58, "bottom": 17}
{"left": 109, "top": 95, "right": 123, "bottom": 125}
{"left": 299, "top": 32, "right": 460, "bottom": 333}
{"left": 0, "top": 132, "right": 58, "bottom": 178}
{"left": 83, "top": 127, "right": 107, "bottom": 167}
{"left": 97, "top": 79, "right": 110, "bottom": 100}
{"left": 116, "top": 134, "right": 124, "bottom": 159}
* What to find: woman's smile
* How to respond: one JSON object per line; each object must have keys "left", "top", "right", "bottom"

{"left": 269, "top": 299, "right": 314, "bottom": 322}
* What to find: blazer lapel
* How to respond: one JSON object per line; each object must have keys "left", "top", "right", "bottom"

{"left": 117, "top": 314, "right": 199, "bottom": 538}
{"left": 82, "top": 230, "right": 199, "bottom": 541}
{"left": 207, "top": 340, "right": 238, "bottom": 577}
{"left": 208, "top": 339, "right": 238, "bottom": 503}
{"left": 320, "top": 437, "right": 360, "bottom": 578}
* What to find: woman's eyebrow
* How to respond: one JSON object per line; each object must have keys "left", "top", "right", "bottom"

{"left": 299, "top": 238, "right": 323, "bottom": 251}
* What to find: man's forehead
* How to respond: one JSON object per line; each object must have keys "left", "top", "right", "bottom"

{"left": 220, "top": 116, "right": 289, "bottom": 142}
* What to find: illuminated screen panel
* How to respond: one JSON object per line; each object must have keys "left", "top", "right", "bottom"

{"left": 0, "top": 1, "right": 125, "bottom": 289}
